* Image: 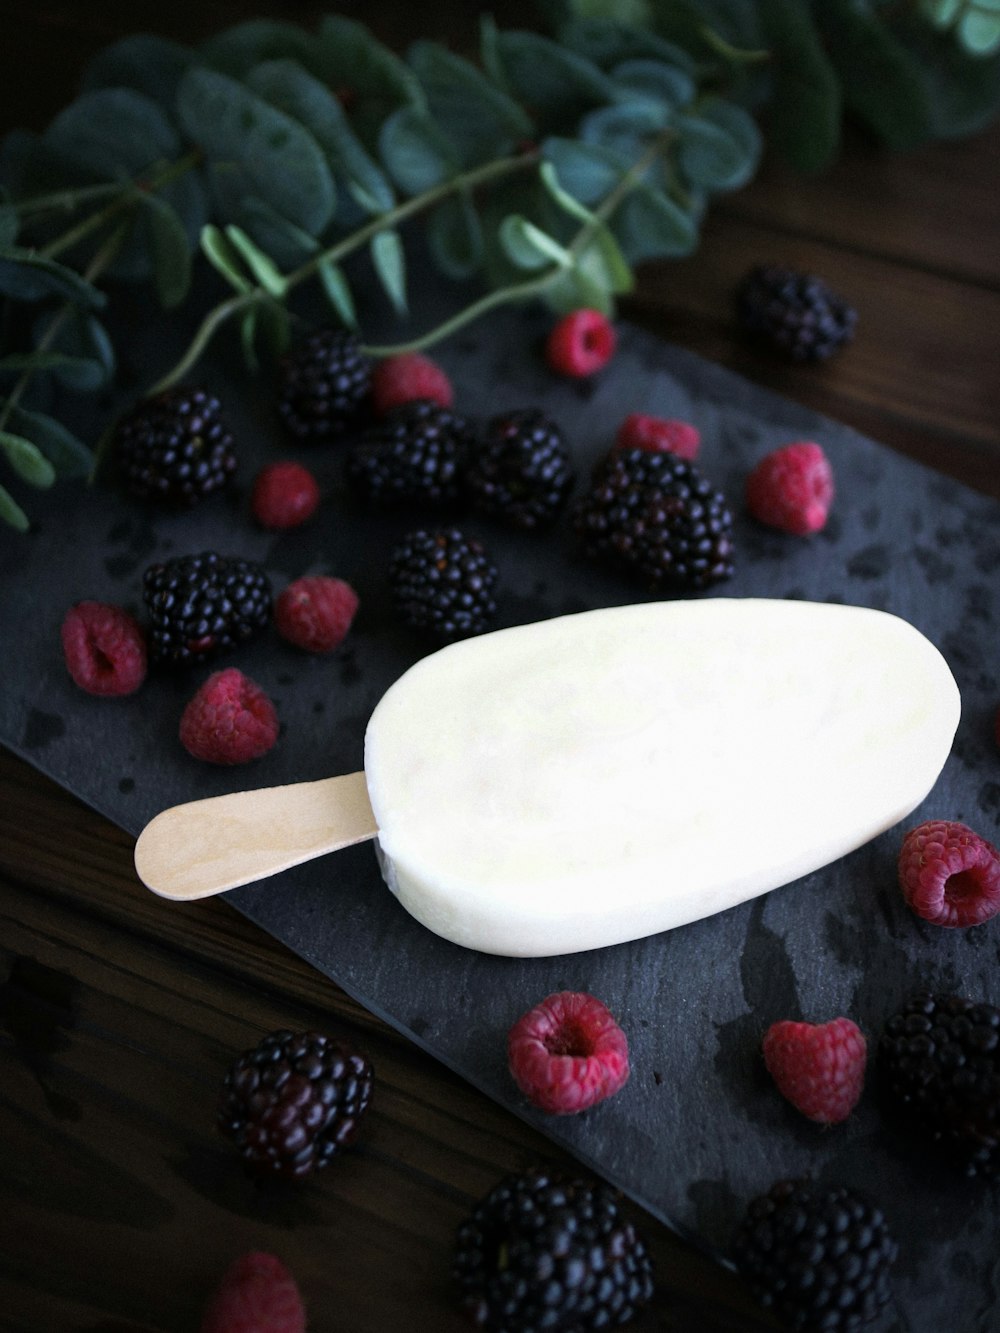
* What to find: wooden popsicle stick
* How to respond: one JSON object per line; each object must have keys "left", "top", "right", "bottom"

{"left": 134, "top": 770, "right": 377, "bottom": 901}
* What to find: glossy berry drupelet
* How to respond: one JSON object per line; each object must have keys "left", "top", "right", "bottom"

{"left": 507, "top": 991, "right": 630, "bottom": 1115}
{"left": 733, "top": 1178, "right": 897, "bottom": 1331}
{"left": 573, "top": 447, "right": 735, "bottom": 591}
{"left": 454, "top": 1167, "right": 654, "bottom": 1332}
{"left": 345, "top": 400, "right": 473, "bottom": 508}
{"left": 736, "top": 264, "right": 857, "bottom": 363}
{"left": 115, "top": 385, "right": 237, "bottom": 505}
{"left": 276, "top": 327, "right": 372, "bottom": 442}
{"left": 218, "top": 1029, "right": 373, "bottom": 1180}
{"left": 878, "top": 991, "right": 1000, "bottom": 1178}
{"left": 388, "top": 528, "right": 498, "bottom": 642}
{"left": 897, "top": 819, "right": 1000, "bottom": 927}
{"left": 142, "top": 552, "right": 272, "bottom": 667}
{"left": 467, "top": 408, "right": 575, "bottom": 530}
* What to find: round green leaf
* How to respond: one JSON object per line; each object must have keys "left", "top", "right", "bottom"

{"left": 959, "top": 10, "right": 1000, "bottom": 54}
{"left": 408, "top": 40, "right": 532, "bottom": 167}
{"left": 44, "top": 89, "right": 181, "bottom": 182}
{"left": 427, "top": 193, "right": 483, "bottom": 279}
{"left": 541, "top": 137, "right": 625, "bottom": 205}
{"left": 610, "top": 59, "right": 696, "bottom": 110}
{"left": 82, "top": 34, "right": 198, "bottom": 109}
{"left": 612, "top": 183, "right": 698, "bottom": 261}
{"left": 379, "top": 106, "right": 456, "bottom": 195}
{"left": 200, "top": 19, "right": 314, "bottom": 75}
{"left": 557, "top": 18, "right": 696, "bottom": 73}
{"left": 676, "top": 112, "right": 755, "bottom": 191}
{"left": 500, "top": 214, "right": 571, "bottom": 270}
{"left": 580, "top": 101, "right": 669, "bottom": 161}
{"left": 485, "top": 29, "right": 623, "bottom": 131}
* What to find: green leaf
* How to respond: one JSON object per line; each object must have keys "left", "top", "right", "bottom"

{"left": 408, "top": 41, "right": 533, "bottom": 166}
{"left": 81, "top": 34, "right": 198, "bottom": 109}
{"left": 255, "top": 298, "right": 292, "bottom": 358}
{"left": 610, "top": 58, "right": 696, "bottom": 109}
{"left": 500, "top": 214, "right": 572, "bottom": 270}
{"left": 239, "top": 306, "right": 260, "bottom": 373}
{"left": 543, "top": 262, "right": 615, "bottom": 317}
{"left": 611, "top": 182, "right": 698, "bottom": 260}
{"left": 893, "top": 19, "right": 1000, "bottom": 138}
{"left": 138, "top": 192, "right": 191, "bottom": 308}
{"left": 44, "top": 88, "right": 181, "bottom": 182}
{"left": 200, "top": 19, "right": 314, "bottom": 75}
{"left": 427, "top": 192, "right": 483, "bottom": 278}
{"left": 695, "top": 97, "right": 762, "bottom": 178}
{"left": 959, "top": 8, "right": 1000, "bottom": 54}
{"left": 317, "top": 258, "right": 359, "bottom": 330}
{"left": 577, "top": 224, "right": 634, "bottom": 295}
{"left": 676, "top": 109, "right": 757, "bottom": 190}
{"left": 177, "top": 67, "right": 335, "bottom": 234}
{"left": 759, "top": 0, "right": 840, "bottom": 173}
{"left": 370, "top": 229, "right": 407, "bottom": 315}
{"left": 484, "top": 27, "right": 624, "bottom": 131}
{"left": 0, "top": 191, "right": 17, "bottom": 247}
{"left": 557, "top": 18, "right": 696, "bottom": 72}
{"left": 1, "top": 402, "right": 91, "bottom": 477}
{"left": 0, "top": 431, "right": 56, "bottom": 487}
{"left": 27, "top": 309, "right": 115, "bottom": 392}
{"left": 539, "top": 159, "right": 596, "bottom": 223}
{"left": 0, "top": 483, "right": 29, "bottom": 532}
{"left": 225, "top": 224, "right": 288, "bottom": 297}
{"left": 580, "top": 101, "right": 669, "bottom": 160}
{"left": 379, "top": 106, "right": 456, "bottom": 194}
{"left": 650, "top": 0, "right": 764, "bottom": 52}
{"left": 0, "top": 246, "right": 106, "bottom": 308}
{"left": 315, "top": 16, "right": 426, "bottom": 150}
{"left": 200, "top": 224, "right": 253, "bottom": 293}
{"left": 541, "top": 137, "right": 625, "bottom": 204}
{"left": 234, "top": 198, "right": 319, "bottom": 268}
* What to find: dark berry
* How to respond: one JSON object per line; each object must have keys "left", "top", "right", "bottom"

{"left": 467, "top": 408, "right": 575, "bottom": 530}
{"left": 388, "top": 528, "right": 498, "bottom": 642}
{"left": 142, "top": 551, "right": 271, "bottom": 667}
{"left": 736, "top": 265, "right": 857, "bottom": 363}
{"left": 879, "top": 991, "right": 1000, "bottom": 1177}
{"left": 733, "top": 1178, "right": 897, "bottom": 1331}
{"left": 573, "top": 448, "right": 734, "bottom": 591}
{"left": 453, "top": 1167, "right": 654, "bottom": 1331}
{"left": 218, "top": 1029, "right": 373, "bottom": 1180}
{"left": 115, "top": 385, "right": 237, "bottom": 504}
{"left": 345, "top": 400, "right": 473, "bottom": 508}
{"left": 276, "top": 328, "right": 372, "bottom": 441}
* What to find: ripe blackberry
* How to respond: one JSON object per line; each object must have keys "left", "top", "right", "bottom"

{"left": 218, "top": 1029, "right": 373, "bottom": 1180}
{"left": 142, "top": 551, "right": 271, "bottom": 667}
{"left": 467, "top": 408, "right": 575, "bottom": 530}
{"left": 737, "top": 264, "right": 857, "bottom": 363}
{"left": 115, "top": 385, "right": 237, "bottom": 504}
{"left": 276, "top": 327, "right": 372, "bottom": 441}
{"left": 345, "top": 400, "right": 473, "bottom": 508}
{"left": 878, "top": 991, "right": 1000, "bottom": 1178}
{"left": 453, "top": 1167, "right": 654, "bottom": 1332}
{"left": 573, "top": 448, "right": 734, "bottom": 591}
{"left": 389, "top": 528, "right": 498, "bottom": 642}
{"left": 733, "top": 1178, "right": 897, "bottom": 1331}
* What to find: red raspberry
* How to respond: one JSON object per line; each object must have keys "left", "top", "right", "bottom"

{"left": 61, "top": 601, "right": 147, "bottom": 696}
{"left": 507, "top": 991, "right": 629, "bottom": 1115}
{"left": 274, "top": 576, "right": 358, "bottom": 654}
{"left": 180, "top": 668, "right": 279, "bottom": 765}
{"left": 371, "top": 352, "right": 453, "bottom": 415}
{"left": 746, "top": 440, "right": 834, "bottom": 535}
{"left": 544, "top": 308, "right": 616, "bottom": 378}
{"left": 898, "top": 819, "right": 1000, "bottom": 927}
{"left": 251, "top": 461, "right": 320, "bottom": 530}
{"left": 763, "top": 1017, "right": 866, "bottom": 1125}
{"left": 615, "top": 413, "right": 700, "bottom": 460}
{"left": 201, "top": 1251, "right": 306, "bottom": 1333}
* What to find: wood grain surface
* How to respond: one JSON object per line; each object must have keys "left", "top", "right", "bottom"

{"left": 1, "top": 4, "right": 998, "bottom": 1331}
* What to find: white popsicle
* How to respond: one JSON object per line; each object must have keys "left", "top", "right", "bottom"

{"left": 364, "top": 598, "right": 960, "bottom": 956}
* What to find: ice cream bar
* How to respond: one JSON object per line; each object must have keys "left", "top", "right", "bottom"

{"left": 135, "top": 599, "right": 959, "bottom": 959}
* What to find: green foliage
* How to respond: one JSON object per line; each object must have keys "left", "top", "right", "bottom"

{"left": 0, "top": 1, "right": 997, "bottom": 530}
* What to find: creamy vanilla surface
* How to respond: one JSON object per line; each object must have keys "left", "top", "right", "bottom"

{"left": 364, "top": 599, "right": 960, "bottom": 957}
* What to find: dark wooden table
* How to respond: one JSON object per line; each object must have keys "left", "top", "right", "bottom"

{"left": 1, "top": 5, "right": 998, "bottom": 1331}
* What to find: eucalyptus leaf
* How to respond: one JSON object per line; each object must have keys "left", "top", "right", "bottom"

{"left": 200, "top": 19, "right": 314, "bottom": 75}
{"left": 541, "top": 137, "right": 625, "bottom": 204}
{"left": 225, "top": 225, "right": 288, "bottom": 297}
{"left": 676, "top": 110, "right": 756, "bottom": 191}
{"left": 610, "top": 59, "right": 696, "bottom": 110}
{"left": 200, "top": 224, "right": 253, "bottom": 293}
{"left": 539, "top": 160, "right": 596, "bottom": 223}
{"left": 138, "top": 191, "right": 191, "bottom": 307}
{"left": 0, "top": 483, "right": 29, "bottom": 532}
{"left": 315, "top": 16, "right": 426, "bottom": 150}
{"left": 650, "top": 0, "right": 764, "bottom": 52}
{"left": 44, "top": 89, "right": 181, "bottom": 183}
{"left": 317, "top": 258, "right": 359, "bottom": 330}
{"left": 959, "top": 8, "right": 1000, "bottom": 54}
{"left": 1, "top": 402, "right": 92, "bottom": 477}
{"left": 239, "top": 306, "right": 260, "bottom": 373}
{"left": 379, "top": 106, "right": 456, "bottom": 194}
{"left": 580, "top": 101, "right": 669, "bottom": 160}
{"left": 0, "top": 246, "right": 106, "bottom": 308}
{"left": 407, "top": 41, "right": 533, "bottom": 166}
{"left": 427, "top": 193, "right": 483, "bottom": 279}
{"left": 695, "top": 97, "right": 762, "bottom": 177}
{"left": 82, "top": 34, "right": 198, "bottom": 109}
{"left": 576, "top": 224, "right": 634, "bottom": 296}
{"left": 177, "top": 67, "right": 335, "bottom": 234}
{"left": 557, "top": 17, "right": 696, "bottom": 73}
{"left": 893, "top": 18, "right": 1000, "bottom": 138}
{"left": 611, "top": 182, "right": 698, "bottom": 260}
{"left": 255, "top": 298, "right": 292, "bottom": 358}
{"left": 484, "top": 28, "right": 625, "bottom": 132}
{"left": 27, "top": 308, "right": 114, "bottom": 392}
{"left": 500, "top": 214, "right": 571, "bottom": 270}
{"left": 370, "top": 229, "right": 408, "bottom": 315}
{"left": 759, "top": 0, "right": 840, "bottom": 173}
{"left": 542, "top": 261, "right": 615, "bottom": 317}
{"left": 0, "top": 430, "right": 56, "bottom": 487}
{"left": 236, "top": 198, "right": 320, "bottom": 269}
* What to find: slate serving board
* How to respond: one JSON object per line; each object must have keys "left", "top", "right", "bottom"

{"left": 2, "top": 290, "right": 999, "bottom": 1333}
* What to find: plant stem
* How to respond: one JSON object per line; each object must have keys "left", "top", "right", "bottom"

{"left": 14, "top": 182, "right": 123, "bottom": 216}
{"left": 145, "top": 291, "right": 258, "bottom": 397}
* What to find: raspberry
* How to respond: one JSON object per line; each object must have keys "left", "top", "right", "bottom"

{"left": 614, "top": 413, "right": 700, "bottom": 460}
{"left": 507, "top": 991, "right": 630, "bottom": 1115}
{"left": 746, "top": 440, "right": 834, "bottom": 535}
{"left": 180, "top": 669, "right": 279, "bottom": 765}
{"left": 897, "top": 819, "right": 1000, "bottom": 927}
{"left": 251, "top": 462, "right": 320, "bottom": 530}
{"left": 61, "top": 601, "right": 147, "bottom": 697}
{"left": 274, "top": 576, "right": 359, "bottom": 654}
{"left": 763, "top": 1017, "right": 867, "bottom": 1125}
{"left": 545, "top": 308, "right": 616, "bottom": 377}
{"left": 201, "top": 1251, "right": 306, "bottom": 1333}
{"left": 371, "top": 352, "right": 453, "bottom": 415}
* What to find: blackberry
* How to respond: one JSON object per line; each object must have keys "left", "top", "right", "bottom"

{"left": 142, "top": 551, "right": 271, "bottom": 667}
{"left": 453, "top": 1167, "right": 654, "bottom": 1332}
{"left": 115, "top": 385, "right": 237, "bottom": 504}
{"left": 467, "top": 407, "right": 575, "bottom": 530}
{"left": 345, "top": 400, "right": 473, "bottom": 507}
{"left": 277, "top": 327, "right": 372, "bottom": 441}
{"left": 736, "top": 264, "right": 857, "bottom": 363}
{"left": 218, "top": 1029, "right": 372, "bottom": 1180}
{"left": 389, "top": 528, "right": 498, "bottom": 642}
{"left": 878, "top": 991, "right": 1000, "bottom": 1178}
{"left": 573, "top": 448, "right": 734, "bottom": 591}
{"left": 733, "top": 1178, "right": 897, "bottom": 1332}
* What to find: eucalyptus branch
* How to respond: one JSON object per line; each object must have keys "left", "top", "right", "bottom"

{"left": 14, "top": 182, "right": 122, "bottom": 217}
{"left": 145, "top": 291, "right": 259, "bottom": 397}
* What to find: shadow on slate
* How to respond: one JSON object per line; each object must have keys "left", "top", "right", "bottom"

{"left": 2, "top": 290, "right": 999, "bottom": 1333}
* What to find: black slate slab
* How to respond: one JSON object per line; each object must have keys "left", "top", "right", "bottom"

{"left": 1, "top": 297, "right": 999, "bottom": 1333}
